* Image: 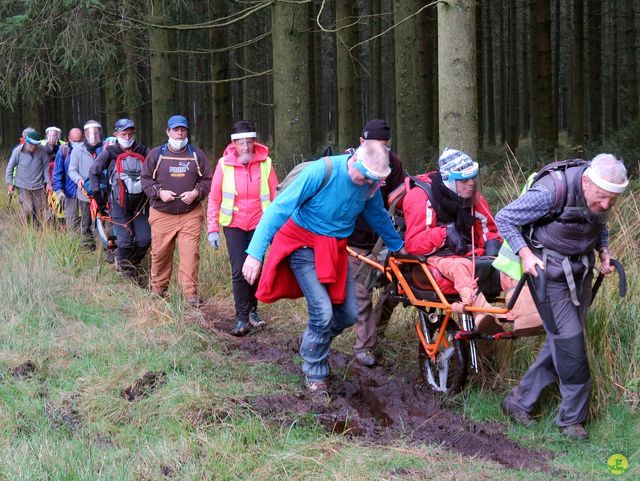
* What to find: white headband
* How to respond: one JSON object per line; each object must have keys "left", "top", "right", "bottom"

{"left": 585, "top": 166, "right": 629, "bottom": 194}
{"left": 231, "top": 132, "right": 256, "bottom": 140}
{"left": 46, "top": 127, "right": 61, "bottom": 135}
{"left": 84, "top": 121, "right": 102, "bottom": 130}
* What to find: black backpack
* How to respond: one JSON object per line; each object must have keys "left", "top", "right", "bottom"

{"left": 524, "top": 158, "right": 589, "bottom": 225}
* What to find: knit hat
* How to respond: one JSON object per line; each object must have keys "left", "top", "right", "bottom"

{"left": 438, "top": 148, "right": 479, "bottom": 192}
{"left": 25, "top": 131, "right": 42, "bottom": 145}
{"left": 114, "top": 118, "right": 135, "bottom": 131}
{"left": 362, "top": 119, "right": 391, "bottom": 141}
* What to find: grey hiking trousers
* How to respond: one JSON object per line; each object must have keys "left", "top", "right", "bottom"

{"left": 507, "top": 255, "right": 594, "bottom": 427}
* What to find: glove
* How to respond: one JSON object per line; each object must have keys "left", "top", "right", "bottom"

{"left": 484, "top": 239, "right": 502, "bottom": 257}
{"left": 56, "top": 190, "right": 66, "bottom": 203}
{"left": 445, "top": 223, "right": 467, "bottom": 255}
{"left": 208, "top": 232, "right": 220, "bottom": 250}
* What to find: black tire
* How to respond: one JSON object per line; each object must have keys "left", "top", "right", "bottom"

{"left": 417, "top": 309, "right": 468, "bottom": 395}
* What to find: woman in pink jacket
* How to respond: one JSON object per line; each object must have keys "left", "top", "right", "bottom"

{"left": 207, "top": 121, "right": 278, "bottom": 336}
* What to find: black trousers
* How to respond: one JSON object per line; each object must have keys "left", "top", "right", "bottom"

{"left": 223, "top": 227, "right": 259, "bottom": 322}
{"left": 111, "top": 201, "right": 151, "bottom": 271}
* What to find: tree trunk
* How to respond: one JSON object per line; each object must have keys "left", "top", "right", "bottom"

{"left": 272, "top": 0, "right": 311, "bottom": 170}
{"left": 610, "top": 0, "right": 619, "bottom": 133}
{"left": 572, "top": 0, "right": 585, "bottom": 145}
{"left": 507, "top": 0, "right": 519, "bottom": 150}
{"left": 530, "top": 0, "right": 555, "bottom": 159}
{"left": 500, "top": 2, "right": 507, "bottom": 144}
{"left": 148, "top": 0, "right": 173, "bottom": 146}
{"left": 438, "top": 0, "right": 477, "bottom": 158}
{"left": 476, "top": 0, "right": 484, "bottom": 150}
{"left": 484, "top": 0, "right": 495, "bottom": 145}
{"left": 104, "top": 61, "right": 124, "bottom": 133}
{"left": 209, "top": 0, "right": 232, "bottom": 158}
{"left": 394, "top": 0, "right": 426, "bottom": 165}
{"left": 625, "top": 0, "right": 638, "bottom": 121}
{"left": 336, "top": 0, "right": 362, "bottom": 149}
{"left": 519, "top": 0, "right": 530, "bottom": 137}
{"left": 423, "top": 6, "right": 438, "bottom": 147}
{"left": 588, "top": 0, "right": 603, "bottom": 142}
{"left": 370, "top": 0, "right": 382, "bottom": 119}
{"left": 552, "top": 0, "right": 560, "bottom": 140}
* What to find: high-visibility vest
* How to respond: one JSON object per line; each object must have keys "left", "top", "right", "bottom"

{"left": 492, "top": 240, "right": 522, "bottom": 280}
{"left": 491, "top": 172, "right": 537, "bottom": 279}
{"left": 219, "top": 157, "right": 272, "bottom": 227}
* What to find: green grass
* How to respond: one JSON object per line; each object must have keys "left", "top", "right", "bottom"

{"left": 0, "top": 176, "right": 639, "bottom": 480}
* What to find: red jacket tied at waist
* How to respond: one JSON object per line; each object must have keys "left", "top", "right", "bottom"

{"left": 256, "top": 219, "right": 349, "bottom": 304}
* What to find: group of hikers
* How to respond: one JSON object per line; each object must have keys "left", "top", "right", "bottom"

{"left": 4, "top": 115, "right": 629, "bottom": 441}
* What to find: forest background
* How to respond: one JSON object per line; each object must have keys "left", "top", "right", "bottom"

{"left": 1, "top": 0, "right": 640, "bottom": 175}
{"left": 1, "top": 1, "right": 640, "bottom": 478}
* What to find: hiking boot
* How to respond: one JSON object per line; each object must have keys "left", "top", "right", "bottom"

{"left": 151, "top": 288, "right": 168, "bottom": 299}
{"left": 248, "top": 308, "right": 266, "bottom": 328}
{"left": 561, "top": 424, "right": 588, "bottom": 441}
{"left": 186, "top": 296, "right": 204, "bottom": 308}
{"left": 119, "top": 268, "right": 138, "bottom": 280}
{"left": 230, "top": 320, "right": 250, "bottom": 337}
{"left": 475, "top": 313, "right": 505, "bottom": 335}
{"left": 104, "top": 249, "right": 116, "bottom": 264}
{"left": 501, "top": 397, "right": 536, "bottom": 426}
{"left": 355, "top": 350, "right": 377, "bottom": 367}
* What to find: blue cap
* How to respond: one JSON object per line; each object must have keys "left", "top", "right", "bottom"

{"left": 114, "top": 118, "right": 135, "bottom": 131}
{"left": 167, "top": 115, "right": 189, "bottom": 129}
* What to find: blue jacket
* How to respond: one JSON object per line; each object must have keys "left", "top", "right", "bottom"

{"left": 246, "top": 154, "right": 404, "bottom": 261}
{"left": 52, "top": 145, "right": 77, "bottom": 198}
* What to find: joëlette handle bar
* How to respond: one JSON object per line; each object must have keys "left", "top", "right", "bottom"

{"left": 591, "top": 258, "right": 626, "bottom": 304}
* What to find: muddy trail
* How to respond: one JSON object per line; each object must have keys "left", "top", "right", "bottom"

{"left": 199, "top": 310, "right": 553, "bottom": 473}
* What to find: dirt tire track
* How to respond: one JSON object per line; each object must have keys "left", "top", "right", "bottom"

{"left": 201, "top": 316, "right": 553, "bottom": 472}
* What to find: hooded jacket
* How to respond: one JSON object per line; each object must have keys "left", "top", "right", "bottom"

{"left": 207, "top": 141, "right": 278, "bottom": 233}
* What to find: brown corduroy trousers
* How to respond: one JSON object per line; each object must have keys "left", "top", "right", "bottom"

{"left": 149, "top": 206, "right": 203, "bottom": 297}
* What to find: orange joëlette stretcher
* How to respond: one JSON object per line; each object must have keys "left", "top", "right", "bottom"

{"left": 347, "top": 247, "right": 626, "bottom": 395}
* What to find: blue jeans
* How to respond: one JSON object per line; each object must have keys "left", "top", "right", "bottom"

{"left": 289, "top": 247, "right": 358, "bottom": 382}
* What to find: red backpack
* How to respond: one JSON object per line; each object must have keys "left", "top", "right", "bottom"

{"left": 110, "top": 151, "right": 147, "bottom": 211}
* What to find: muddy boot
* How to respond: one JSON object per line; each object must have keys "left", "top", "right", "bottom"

{"left": 230, "top": 320, "right": 250, "bottom": 337}
{"left": 248, "top": 308, "right": 266, "bottom": 328}
{"left": 473, "top": 292, "right": 504, "bottom": 335}
{"left": 355, "top": 350, "right": 377, "bottom": 367}
{"left": 305, "top": 378, "right": 330, "bottom": 406}
{"left": 561, "top": 424, "right": 588, "bottom": 441}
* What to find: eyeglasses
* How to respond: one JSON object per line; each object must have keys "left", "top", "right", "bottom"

{"left": 235, "top": 139, "right": 255, "bottom": 148}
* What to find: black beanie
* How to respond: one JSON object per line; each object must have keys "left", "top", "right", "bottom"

{"left": 362, "top": 119, "right": 391, "bottom": 140}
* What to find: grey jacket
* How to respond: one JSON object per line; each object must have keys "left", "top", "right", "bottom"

{"left": 5, "top": 144, "right": 49, "bottom": 190}
{"left": 69, "top": 142, "right": 101, "bottom": 202}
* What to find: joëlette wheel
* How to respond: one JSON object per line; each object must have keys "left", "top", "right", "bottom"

{"left": 417, "top": 309, "right": 468, "bottom": 395}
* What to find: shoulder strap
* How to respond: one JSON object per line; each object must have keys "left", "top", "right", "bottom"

{"left": 409, "top": 175, "right": 433, "bottom": 199}
{"left": 318, "top": 156, "right": 332, "bottom": 193}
